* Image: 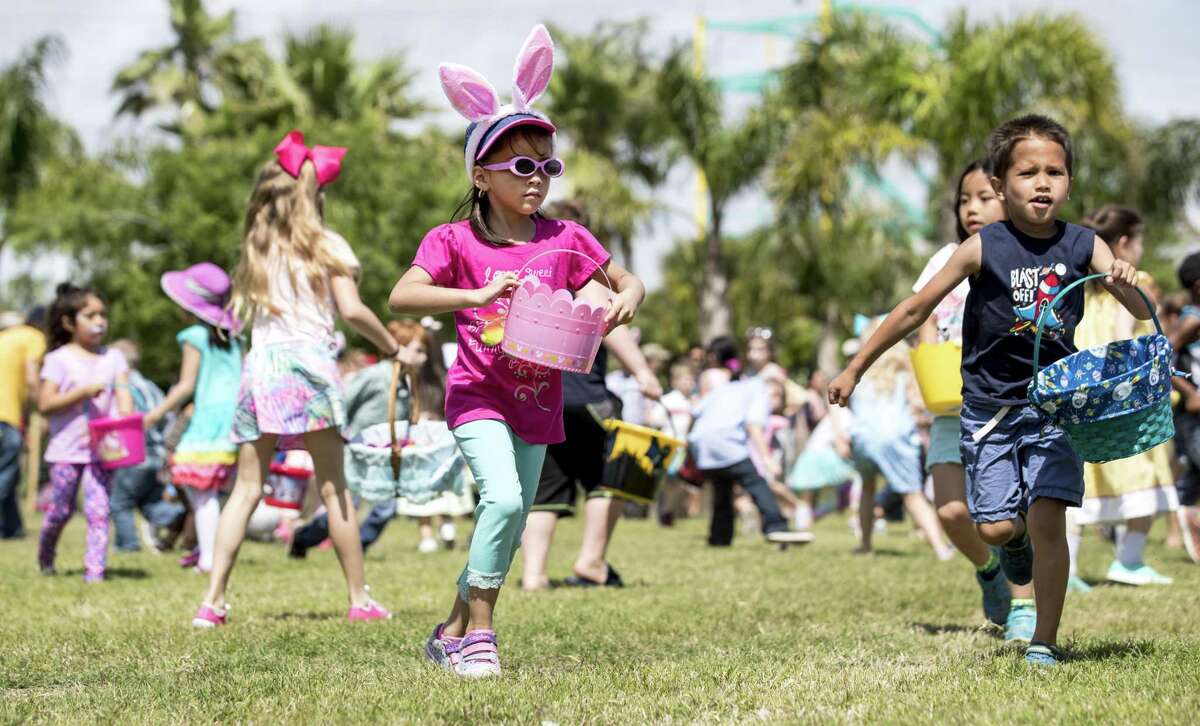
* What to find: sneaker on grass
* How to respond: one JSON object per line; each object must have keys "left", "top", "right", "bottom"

{"left": 456, "top": 629, "right": 502, "bottom": 679}
{"left": 1105, "top": 561, "right": 1173, "bottom": 586}
{"left": 1004, "top": 603, "right": 1036, "bottom": 644}
{"left": 1024, "top": 641, "right": 1064, "bottom": 667}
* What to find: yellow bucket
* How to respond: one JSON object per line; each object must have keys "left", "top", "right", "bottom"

{"left": 599, "top": 419, "right": 687, "bottom": 504}
{"left": 910, "top": 342, "right": 963, "bottom": 415}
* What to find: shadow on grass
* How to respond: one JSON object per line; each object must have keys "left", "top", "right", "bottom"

{"left": 912, "top": 622, "right": 993, "bottom": 637}
{"left": 859, "top": 548, "right": 912, "bottom": 558}
{"left": 1068, "top": 639, "right": 1156, "bottom": 662}
{"left": 544, "top": 578, "right": 638, "bottom": 590}
{"left": 268, "top": 611, "right": 343, "bottom": 622}
{"left": 61, "top": 567, "right": 148, "bottom": 579}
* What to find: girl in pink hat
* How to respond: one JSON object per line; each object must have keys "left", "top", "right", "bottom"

{"left": 189, "top": 130, "right": 408, "bottom": 628}
{"left": 145, "top": 262, "right": 243, "bottom": 575}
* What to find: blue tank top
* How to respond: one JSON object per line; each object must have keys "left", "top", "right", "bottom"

{"left": 960, "top": 220, "right": 1095, "bottom": 407}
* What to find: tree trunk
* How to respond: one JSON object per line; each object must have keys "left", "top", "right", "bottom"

{"left": 698, "top": 206, "right": 732, "bottom": 343}
{"left": 816, "top": 300, "right": 841, "bottom": 377}
{"left": 937, "top": 175, "right": 958, "bottom": 244}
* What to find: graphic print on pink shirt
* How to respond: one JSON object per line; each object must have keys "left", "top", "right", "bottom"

{"left": 412, "top": 217, "right": 610, "bottom": 445}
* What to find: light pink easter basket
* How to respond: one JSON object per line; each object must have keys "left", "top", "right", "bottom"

{"left": 500, "top": 248, "right": 610, "bottom": 374}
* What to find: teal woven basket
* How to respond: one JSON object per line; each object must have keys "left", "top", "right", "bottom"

{"left": 1027, "top": 273, "right": 1176, "bottom": 464}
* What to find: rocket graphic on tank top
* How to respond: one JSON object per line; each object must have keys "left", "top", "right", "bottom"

{"left": 1009, "top": 262, "right": 1068, "bottom": 338}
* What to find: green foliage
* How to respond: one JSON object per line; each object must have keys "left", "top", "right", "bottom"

{"left": 111, "top": 0, "right": 267, "bottom": 135}
{"left": 0, "top": 36, "right": 75, "bottom": 210}
{"left": 545, "top": 22, "right": 674, "bottom": 268}
{"left": 6, "top": 1, "right": 1200, "bottom": 382}
{"left": 9, "top": 121, "right": 462, "bottom": 382}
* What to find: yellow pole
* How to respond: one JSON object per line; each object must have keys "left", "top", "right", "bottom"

{"left": 692, "top": 15, "right": 710, "bottom": 234}
{"left": 821, "top": 0, "right": 834, "bottom": 36}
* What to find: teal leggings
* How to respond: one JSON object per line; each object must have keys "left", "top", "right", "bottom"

{"left": 451, "top": 419, "right": 547, "bottom": 600}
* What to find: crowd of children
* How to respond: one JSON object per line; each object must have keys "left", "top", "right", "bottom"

{"left": 2, "top": 25, "right": 1199, "bottom": 680}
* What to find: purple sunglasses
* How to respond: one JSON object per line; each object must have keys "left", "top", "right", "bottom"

{"left": 480, "top": 155, "right": 565, "bottom": 178}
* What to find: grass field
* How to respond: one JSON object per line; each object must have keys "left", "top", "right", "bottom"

{"left": 1, "top": 505, "right": 1198, "bottom": 724}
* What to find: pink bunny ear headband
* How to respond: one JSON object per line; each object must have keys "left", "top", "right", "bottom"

{"left": 274, "top": 130, "right": 347, "bottom": 186}
{"left": 439, "top": 24, "right": 557, "bottom": 181}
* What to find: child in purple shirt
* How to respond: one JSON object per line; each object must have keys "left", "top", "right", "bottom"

{"left": 36, "top": 283, "right": 132, "bottom": 582}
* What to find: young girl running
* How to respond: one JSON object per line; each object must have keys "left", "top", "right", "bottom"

{"left": 144, "top": 262, "right": 243, "bottom": 574}
{"left": 847, "top": 321, "right": 952, "bottom": 559}
{"left": 389, "top": 25, "right": 645, "bottom": 677}
{"left": 1071, "top": 205, "right": 1177, "bottom": 587}
{"left": 830, "top": 115, "right": 1149, "bottom": 666}
{"left": 914, "top": 160, "right": 1036, "bottom": 641}
{"left": 37, "top": 283, "right": 133, "bottom": 582}
{"left": 191, "top": 130, "right": 404, "bottom": 627}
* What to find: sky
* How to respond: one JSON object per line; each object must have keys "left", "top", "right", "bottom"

{"left": 3, "top": 0, "right": 1200, "bottom": 291}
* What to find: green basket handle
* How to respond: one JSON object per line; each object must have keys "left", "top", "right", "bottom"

{"left": 1031, "top": 272, "right": 1162, "bottom": 376}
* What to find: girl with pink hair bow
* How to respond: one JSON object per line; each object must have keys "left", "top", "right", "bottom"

{"left": 190, "top": 131, "right": 417, "bottom": 628}
{"left": 389, "top": 25, "right": 647, "bottom": 678}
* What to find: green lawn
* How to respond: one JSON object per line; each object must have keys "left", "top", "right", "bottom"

{"left": 1, "top": 505, "right": 1197, "bottom": 724}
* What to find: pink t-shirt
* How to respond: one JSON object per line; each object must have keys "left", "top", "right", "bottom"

{"left": 41, "top": 345, "right": 129, "bottom": 464}
{"left": 413, "top": 218, "right": 611, "bottom": 444}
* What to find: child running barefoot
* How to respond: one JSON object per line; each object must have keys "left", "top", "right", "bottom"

{"left": 192, "top": 130, "right": 405, "bottom": 627}
{"left": 829, "top": 115, "right": 1151, "bottom": 666}
{"left": 37, "top": 283, "right": 133, "bottom": 581}
{"left": 145, "top": 263, "right": 243, "bottom": 574}
{"left": 389, "top": 25, "right": 645, "bottom": 678}
{"left": 914, "top": 159, "right": 1036, "bottom": 641}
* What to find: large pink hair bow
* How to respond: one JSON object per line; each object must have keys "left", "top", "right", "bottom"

{"left": 273, "top": 130, "right": 347, "bottom": 186}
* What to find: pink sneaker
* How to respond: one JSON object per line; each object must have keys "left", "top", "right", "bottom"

{"left": 424, "top": 622, "right": 463, "bottom": 671}
{"left": 192, "top": 603, "right": 227, "bottom": 628}
{"left": 179, "top": 548, "right": 200, "bottom": 568}
{"left": 347, "top": 599, "right": 391, "bottom": 622}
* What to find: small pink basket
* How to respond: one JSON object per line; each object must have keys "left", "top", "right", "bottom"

{"left": 500, "top": 249, "right": 610, "bottom": 374}
{"left": 88, "top": 414, "right": 146, "bottom": 470}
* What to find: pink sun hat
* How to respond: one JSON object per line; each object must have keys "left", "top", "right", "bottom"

{"left": 160, "top": 262, "right": 241, "bottom": 333}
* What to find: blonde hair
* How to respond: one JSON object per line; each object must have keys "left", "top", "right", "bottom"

{"left": 230, "top": 159, "right": 352, "bottom": 322}
{"left": 860, "top": 320, "right": 913, "bottom": 396}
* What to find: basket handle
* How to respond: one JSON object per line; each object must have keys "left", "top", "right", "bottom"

{"left": 387, "top": 359, "right": 421, "bottom": 483}
{"left": 517, "top": 247, "right": 612, "bottom": 293}
{"left": 647, "top": 398, "right": 682, "bottom": 439}
{"left": 1031, "top": 272, "right": 1162, "bottom": 375}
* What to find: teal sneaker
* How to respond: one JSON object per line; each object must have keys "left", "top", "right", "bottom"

{"left": 1105, "top": 561, "right": 1174, "bottom": 586}
{"left": 975, "top": 553, "right": 1011, "bottom": 627}
{"left": 1025, "top": 641, "right": 1064, "bottom": 666}
{"left": 1067, "top": 575, "right": 1093, "bottom": 593}
{"left": 1000, "top": 527, "right": 1033, "bottom": 586}
{"left": 1005, "top": 603, "right": 1036, "bottom": 644}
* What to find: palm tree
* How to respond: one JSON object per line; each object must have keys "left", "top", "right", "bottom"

{"left": 112, "top": 0, "right": 265, "bottom": 135}
{"left": 0, "top": 35, "right": 76, "bottom": 275}
{"left": 756, "top": 12, "right": 926, "bottom": 371}
{"left": 657, "top": 46, "right": 783, "bottom": 341}
{"left": 820, "top": 10, "right": 1131, "bottom": 238}
{"left": 283, "top": 24, "right": 424, "bottom": 124}
{"left": 544, "top": 21, "right": 674, "bottom": 269}
{"left": 1135, "top": 120, "right": 1200, "bottom": 238}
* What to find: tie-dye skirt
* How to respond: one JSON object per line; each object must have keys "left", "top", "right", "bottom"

{"left": 232, "top": 343, "right": 347, "bottom": 448}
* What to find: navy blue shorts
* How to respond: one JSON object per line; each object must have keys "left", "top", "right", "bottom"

{"left": 959, "top": 400, "right": 1083, "bottom": 523}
